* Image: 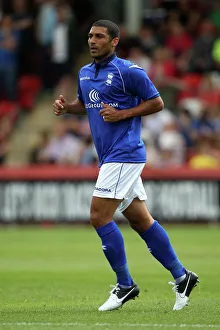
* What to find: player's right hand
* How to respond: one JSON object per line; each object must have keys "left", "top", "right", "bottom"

{"left": 53, "top": 95, "right": 68, "bottom": 116}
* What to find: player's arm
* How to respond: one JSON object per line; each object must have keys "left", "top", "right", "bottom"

{"left": 100, "top": 96, "right": 163, "bottom": 122}
{"left": 119, "top": 95, "right": 163, "bottom": 120}
{"left": 100, "top": 66, "right": 163, "bottom": 122}
{"left": 53, "top": 95, "right": 87, "bottom": 116}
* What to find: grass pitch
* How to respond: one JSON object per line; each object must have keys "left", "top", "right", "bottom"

{"left": 0, "top": 224, "right": 219, "bottom": 330}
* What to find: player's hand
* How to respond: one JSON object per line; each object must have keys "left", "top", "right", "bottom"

{"left": 53, "top": 95, "right": 68, "bottom": 116}
{"left": 100, "top": 102, "right": 124, "bottom": 122}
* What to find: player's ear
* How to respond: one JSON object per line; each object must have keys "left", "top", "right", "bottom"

{"left": 112, "top": 37, "right": 119, "bottom": 47}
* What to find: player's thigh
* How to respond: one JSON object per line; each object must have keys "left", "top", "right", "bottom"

{"left": 93, "top": 163, "right": 145, "bottom": 200}
{"left": 118, "top": 176, "right": 147, "bottom": 213}
{"left": 122, "top": 198, "right": 154, "bottom": 233}
{"left": 90, "top": 196, "right": 122, "bottom": 228}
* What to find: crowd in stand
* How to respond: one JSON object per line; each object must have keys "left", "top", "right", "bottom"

{"left": 0, "top": 0, "right": 92, "bottom": 164}
{"left": 1, "top": 0, "right": 220, "bottom": 168}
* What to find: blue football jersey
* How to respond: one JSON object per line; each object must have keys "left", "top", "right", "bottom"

{"left": 77, "top": 53, "right": 159, "bottom": 166}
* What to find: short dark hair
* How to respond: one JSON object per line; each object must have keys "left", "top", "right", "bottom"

{"left": 92, "top": 20, "right": 120, "bottom": 39}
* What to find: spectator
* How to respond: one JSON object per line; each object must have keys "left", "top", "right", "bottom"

{"left": 12, "top": 0, "right": 35, "bottom": 75}
{"left": 90, "top": 0, "right": 122, "bottom": 23}
{"left": 51, "top": 2, "right": 78, "bottom": 91}
{"left": 36, "top": 0, "right": 57, "bottom": 89}
{"left": 38, "top": 119, "right": 83, "bottom": 164}
{"left": 192, "top": 107, "right": 216, "bottom": 140}
{"left": 211, "top": 106, "right": 220, "bottom": 134}
{"left": 36, "top": 0, "right": 56, "bottom": 47}
{"left": 197, "top": 73, "right": 220, "bottom": 107}
{"left": 189, "top": 19, "right": 216, "bottom": 73}
{"left": 80, "top": 135, "right": 98, "bottom": 165}
{"left": 29, "top": 130, "right": 50, "bottom": 164}
{"left": 141, "top": 130, "right": 160, "bottom": 168}
{"left": 165, "top": 21, "right": 192, "bottom": 58}
{"left": 149, "top": 47, "right": 177, "bottom": 86}
{"left": 142, "top": 107, "right": 175, "bottom": 141}
{"left": 178, "top": 108, "right": 195, "bottom": 150}
{"left": 0, "top": 116, "right": 12, "bottom": 164}
{"left": 212, "top": 33, "right": 220, "bottom": 70}
{"left": 71, "top": 0, "right": 95, "bottom": 41}
{"left": 116, "top": 24, "right": 141, "bottom": 59}
{"left": 149, "top": 46, "right": 185, "bottom": 109}
{"left": 127, "top": 46, "right": 152, "bottom": 73}
{"left": 1, "top": 0, "right": 220, "bottom": 169}
{"left": 157, "top": 120, "right": 186, "bottom": 167}
{"left": 0, "top": 15, "right": 19, "bottom": 100}
{"left": 138, "top": 25, "right": 158, "bottom": 56}
{"left": 188, "top": 138, "right": 220, "bottom": 169}
{"left": 209, "top": 1, "right": 220, "bottom": 30}
{"left": 64, "top": 116, "right": 91, "bottom": 139}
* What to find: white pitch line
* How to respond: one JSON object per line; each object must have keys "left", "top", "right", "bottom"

{"left": 1, "top": 323, "right": 220, "bottom": 328}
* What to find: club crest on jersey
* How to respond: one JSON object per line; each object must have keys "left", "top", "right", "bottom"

{"left": 105, "top": 72, "right": 114, "bottom": 86}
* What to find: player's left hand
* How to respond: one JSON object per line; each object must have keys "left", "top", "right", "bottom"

{"left": 100, "top": 102, "right": 124, "bottom": 122}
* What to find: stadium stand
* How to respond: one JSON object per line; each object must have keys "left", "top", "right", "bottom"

{"left": 1, "top": 0, "right": 220, "bottom": 168}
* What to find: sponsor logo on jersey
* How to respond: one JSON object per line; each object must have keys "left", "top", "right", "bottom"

{"left": 105, "top": 72, "right": 114, "bottom": 86}
{"left": 85, "top": 102, "right": 118, "bottom": 109}
{"left": 89, "top": 89, "right": 100, "bottom": 102}
{"left": 86, "top": 89, "right": 119, "bottom": 109}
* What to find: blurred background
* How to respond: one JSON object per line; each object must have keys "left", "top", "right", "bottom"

{"left": 0, "top": 0, "right": 220, "bottom": 223}
{"left": 0, "top": 3, "right": 219, "bottom": 325}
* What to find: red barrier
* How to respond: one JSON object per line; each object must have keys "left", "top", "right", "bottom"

{"left": 0, "top": 165, "right": 220, "bottom": 181}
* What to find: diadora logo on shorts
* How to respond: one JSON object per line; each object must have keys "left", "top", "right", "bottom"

{"left": 105, "top": 72, "right": 114, "bottom": 86}
{"left": 89, "top": 89, "right": 100, "bottom": 103}
{"left": 95, "top": 186, "right": 111, "bottom": 193}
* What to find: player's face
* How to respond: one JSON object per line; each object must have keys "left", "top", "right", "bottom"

{"left": 88, "top": 26, "right": 119, "bottom": 61}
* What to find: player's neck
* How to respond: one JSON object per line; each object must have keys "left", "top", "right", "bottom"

{"left": 94, "top": 52, "right": 116, "bottom": 64}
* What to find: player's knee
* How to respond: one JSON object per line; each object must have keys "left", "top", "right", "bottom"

{"left": 128, "top": 215, "right": 154, "bottom": 233}
{"left": 90, "top": 208, "right": 113, "bottom": 228}
{"left": 90, "top": 209, "right": 101, "bottom": 227}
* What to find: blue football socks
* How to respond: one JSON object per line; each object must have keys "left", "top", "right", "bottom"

{"left": 96, "top": 221, "right": 133, "bottom": 287}
{"left": 140, "top": 220, "right": 186, "bottom": 280}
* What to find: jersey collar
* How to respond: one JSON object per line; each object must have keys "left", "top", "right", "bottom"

{"left": 90, "top": 52, "right": 116, "bottom": 68}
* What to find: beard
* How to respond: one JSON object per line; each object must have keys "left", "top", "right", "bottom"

{"left": 91, "top": 49, "right": 113, "bottom": 61}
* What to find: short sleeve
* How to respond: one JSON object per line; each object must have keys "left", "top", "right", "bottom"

{"left": 125, "top": 65, "right": 160, "bottom": 101}
{"left": 77, "top": 74, "right": 84, "bottom": 104}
